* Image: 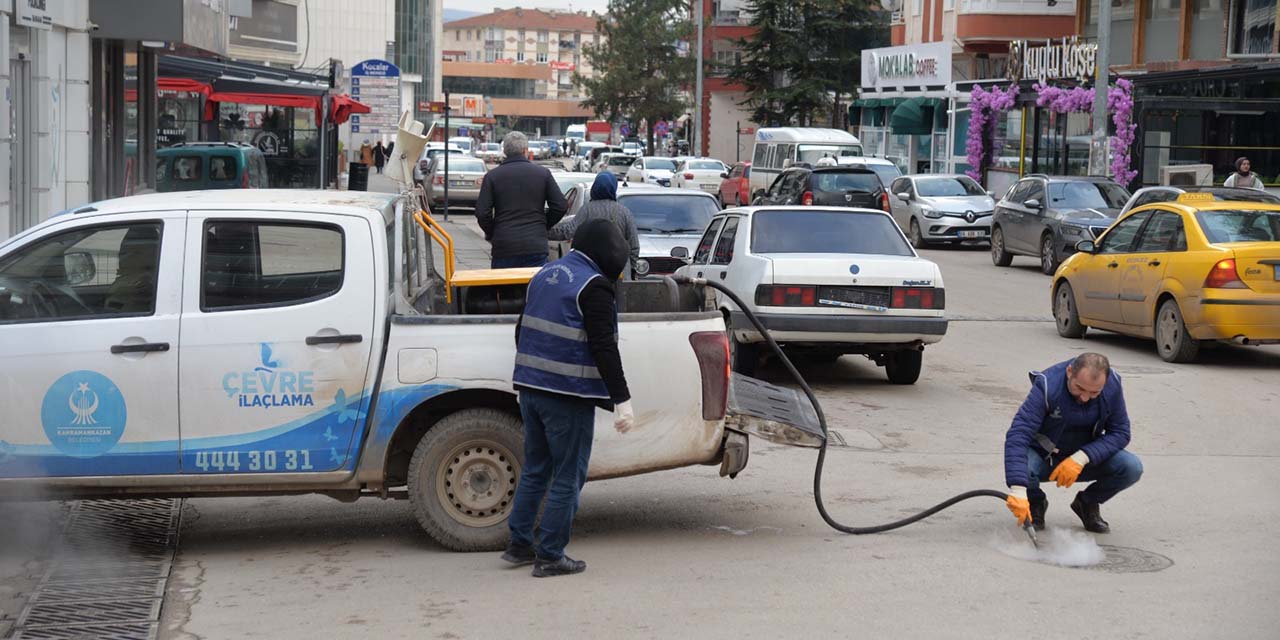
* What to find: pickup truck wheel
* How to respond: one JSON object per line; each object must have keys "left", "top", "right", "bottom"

{"left": 884, "top": 350, "right": 923, "bottom": 385}
{"left": 408, "top": 408, "right": 524, "bottom": 552}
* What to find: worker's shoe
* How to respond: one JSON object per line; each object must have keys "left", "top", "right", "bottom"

{"left": 1029, "top": 497, "right": 1048, "bottom": 532}
{"left": 531, "top": 555, "right": 587, "bottom": 578}
{"left": 500, "top": 543, "right": 536, "bottom": 566}
{"left": 1071, "top": 493, "right": 1110, "bottom": 534}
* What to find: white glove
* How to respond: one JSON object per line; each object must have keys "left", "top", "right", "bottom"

{"left": 613, "top": 400, "right": 635, "bottom": 434}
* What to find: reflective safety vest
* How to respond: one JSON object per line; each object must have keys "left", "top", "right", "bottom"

{"left": 513, "top": 251, "right": 612, "bottom": 400}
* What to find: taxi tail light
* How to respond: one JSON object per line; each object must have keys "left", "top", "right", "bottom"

{"left": 1203, "top": 258, "right": 1248, "bottom": 289}
{"left": 891, "top": 287, "right": 945, "bottom": 310}
{"left": 801, "top": 191, "right": 814, "bottom": 206}
{"left": 755, "top": 285, "right": 816, "bottom": 307}
{"left": 689, "top": 332, "right": 729, "bottom": 420}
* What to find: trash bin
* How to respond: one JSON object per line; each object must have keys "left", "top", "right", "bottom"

{"left": 348, "top": 162, "right": 369, "bottom": 191}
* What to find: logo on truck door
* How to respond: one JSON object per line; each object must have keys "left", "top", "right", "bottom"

{"left": 222, "top": 342, "right": 317, "bottom": 409}
{"left": 41, "top": 370, "right": 127, "bottom": 458}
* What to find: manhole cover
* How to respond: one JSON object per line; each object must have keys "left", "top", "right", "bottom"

{"left": 1086, "top": 545, "right": 1175, "bottom": 573}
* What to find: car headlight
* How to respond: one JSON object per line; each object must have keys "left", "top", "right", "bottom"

{"left": 1061, "top": 223, "right": 1089, "bottom": 236}
{"left": 921, "top": 206, "right": 943, "bottom": 219}
{"left": 634, "top": 259, "right": 651, "bottom": 276}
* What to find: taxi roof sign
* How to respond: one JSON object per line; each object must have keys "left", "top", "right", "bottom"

{"left": 1176, "top": 192, "right": 1216, "bottom": 204}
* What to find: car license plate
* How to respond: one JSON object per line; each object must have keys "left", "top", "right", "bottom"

{"left": 959, "top": 230, "right": 985, "bottom": 239}
{"left": 701, "top": 184, "right": 718, "bottom": 192}
{"left": 450, "top": 180, "right": 469, "bottom": 187}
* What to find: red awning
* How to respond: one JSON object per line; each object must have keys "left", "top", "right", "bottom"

{"left": 330, "top": 94, "right": 372, "bottom": 125}
{"left": 125, "top": 78, "right": 213, "bottom": 103}
{"left": 206, "top": 91, "right": 322, "bottom": 114}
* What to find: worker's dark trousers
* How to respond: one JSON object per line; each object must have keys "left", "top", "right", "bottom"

{"left": 509, "top": 389, "right": 595, "bottom": 561}
{"left": 1025, "top": 450, "right": 1143, "bottom": 505}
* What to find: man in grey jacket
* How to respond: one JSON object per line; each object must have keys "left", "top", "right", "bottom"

{"left": 549, "top": 172, "right": 640, "bottom": 278}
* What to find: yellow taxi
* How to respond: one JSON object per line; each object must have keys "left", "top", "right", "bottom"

{"left": 1051, "top": 193, "right": 1280, "bottom": 362}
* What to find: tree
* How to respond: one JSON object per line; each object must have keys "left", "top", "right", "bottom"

{"left": 729, "top": 0, "right": 888, "bottom": 128}
{"left": 575, "top": 0, "right": 694, "bottom": 151}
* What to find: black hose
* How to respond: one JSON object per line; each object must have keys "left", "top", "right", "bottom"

{"left": 674, "top": 275, "right": 1010, "bottom": 534}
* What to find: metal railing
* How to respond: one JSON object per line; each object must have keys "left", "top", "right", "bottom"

{"left": 414, "top": 209, "right": 456, "bottom": 303}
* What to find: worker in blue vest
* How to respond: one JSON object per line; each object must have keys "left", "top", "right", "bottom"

{"left": 503, "top": 218, "right": 634, "bottom": 577}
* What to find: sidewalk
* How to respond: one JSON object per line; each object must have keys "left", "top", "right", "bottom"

{"left": 366, "top": 172, "right": 491, "bottom": 271}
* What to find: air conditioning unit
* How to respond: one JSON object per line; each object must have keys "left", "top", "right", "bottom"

{"left": 1160, "top": 164, "right": 1213, "bottom": 186}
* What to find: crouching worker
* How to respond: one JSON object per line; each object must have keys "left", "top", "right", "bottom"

{"left": 1004, "top": 353, "right": 1143, "bottom": 534}
{"left": 502, "top": 219, "right": 636, "bottom": 577}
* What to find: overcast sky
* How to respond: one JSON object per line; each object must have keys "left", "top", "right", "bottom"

{"left": 446, "top": 0, "right": 612, "bottom": 14}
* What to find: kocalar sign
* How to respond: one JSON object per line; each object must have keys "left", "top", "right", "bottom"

{"left": 861, "top": 42, "right": 952, "bottom": 90}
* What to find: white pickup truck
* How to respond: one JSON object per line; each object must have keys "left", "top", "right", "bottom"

{"left": 0, "top": 190, "right": 817, "bottom": 550}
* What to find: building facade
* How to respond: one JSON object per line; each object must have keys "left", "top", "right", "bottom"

{"left": 397, "top": 0, "right": 443, "bottom": 122}
{"left": 441, "top": 8, "right": 600, "bottom": 102}
{"left": 698, "top": 0, "right": 760, "bottom": 164}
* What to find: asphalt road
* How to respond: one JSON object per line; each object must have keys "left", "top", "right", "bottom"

{"left": 150, "top": 236, "right": 1280, "bottom": 639}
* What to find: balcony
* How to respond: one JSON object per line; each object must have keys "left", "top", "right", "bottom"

{"left": 713, "top": 10, "right": 751, "bottom": 26}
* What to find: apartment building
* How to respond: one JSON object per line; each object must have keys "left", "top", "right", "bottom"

{"left": 442, "top": 7, "right": 600, "bottom": 102}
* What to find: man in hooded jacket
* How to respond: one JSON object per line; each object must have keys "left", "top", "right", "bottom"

{"left": 503, "top": 219, "right": 635, "bottom": 577}
{"left": 549, "top": 172, "right": 641, "bottom": 277}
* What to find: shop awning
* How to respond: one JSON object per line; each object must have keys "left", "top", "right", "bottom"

{"left": 890, "top": 97, "right": 942, "bottom": 135}
{"left": 330, "top": 94, "right": 371, "bottom": 125}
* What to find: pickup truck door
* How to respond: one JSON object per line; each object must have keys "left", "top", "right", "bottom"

{"left": 178, "top": 211, "right": 377, "bottom": 474}
{"left": 0, "top": 213, "right": 185, "bottom": 477}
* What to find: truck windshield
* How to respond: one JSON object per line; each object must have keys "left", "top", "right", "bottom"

{"left": 751, "top": 210, "right": 912, "bottom": 256}
{"left": 796, "top": 144, "right": 863, "bottom": 164}
{"left": 620, "top": 194, "right": 717, "bottom": 233}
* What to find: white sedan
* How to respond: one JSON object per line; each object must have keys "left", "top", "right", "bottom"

{"left": 671, "top": 158, "right": 729, "bottom": 193}
{"left": 675, "top": 206, "right": 947, "bottom": 384}
{"left": 625, "top": 156, "right": 678, "bottom": 187}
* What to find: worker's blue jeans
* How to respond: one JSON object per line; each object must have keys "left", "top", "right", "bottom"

{"left": 1025, "top": 449, "right": 1143, "bottom": 505}
{"left": 492, "top": 253, "right": 547, "bottom": 269}
{"left": 508, "top": 389, "right": 595, "bottom": 561}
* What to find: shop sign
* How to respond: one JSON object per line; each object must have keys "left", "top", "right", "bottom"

{"left": 1008, "top": 37, "right": 1097, "bottom": 83}
{"left": 861, "top": 42, "right": 952, "bottom": 90}
{"left": 16, "top": 0, "right": 54, "bottom": 30}
{"left": 351, "top": 59, "right": 402, "bottom": 134}
{"left": 550, "top": 61, "right": 576, "bottom": 71}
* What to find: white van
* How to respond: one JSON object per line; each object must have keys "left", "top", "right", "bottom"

{"left": 447, "top": 136, "right": 474, "bottom": 154}
{"left": 748, "top": 128, "right": 863, "bottom": 199}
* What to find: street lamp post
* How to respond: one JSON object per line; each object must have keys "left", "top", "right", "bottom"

{"left": 1089, "top": 0, "right": 1112, "bottom": 177}
{"left": 694, "top": 1, "right": 704, "bottom": 158}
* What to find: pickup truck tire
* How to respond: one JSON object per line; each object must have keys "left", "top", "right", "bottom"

{"left": 408, "top": 409, "right": 524, "bottom": 552}
{"left": 884, "top": 350, "right": 923, "bottom": 385}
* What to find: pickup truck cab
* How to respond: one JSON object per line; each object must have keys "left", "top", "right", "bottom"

{"left": 0, "top": 190, "right": 815, "bottom": 551}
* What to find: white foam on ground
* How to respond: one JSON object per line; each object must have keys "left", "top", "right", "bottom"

{"left": 989, "top": 526, "right": 1106, "bottom": 567}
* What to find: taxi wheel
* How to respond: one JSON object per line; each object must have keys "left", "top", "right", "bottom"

{"left": 1054, "top": 281, "right": 1088, "bottom": 338}
{"left": 1155, "top": 299, "right": 1201, "bottom": 363}
{"left": 408, "top": 409, "right": 524, "bottom": 552}
{"left": 1039, "top": 233, "right": 1060, "bottom": 276}
{"left": 885, "top": 350, "right": 923, "bottom": 385}
{"left": 991, "top": 227, "right": 1013, "bottom": 267}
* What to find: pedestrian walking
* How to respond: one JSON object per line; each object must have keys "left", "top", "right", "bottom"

{"left": 360, "top": 139, "right": 373, "bottom": 166}
{"left": 373, "top": 140, "right": 387, "bottom": 174}
{"left": 549, "top": 172, "right": 640, "bottom": 278}
{"left": 1223, "top": 157, "right": 1264, "bottom": 190}
{"left": 1003, "top": 353, "right": 1143, "bottom": 534}
{"left": 503, "top": 218, "right": 635, "bottom": 577}
{"left": 475, "top": 131, "right": 569, "bottom": 268}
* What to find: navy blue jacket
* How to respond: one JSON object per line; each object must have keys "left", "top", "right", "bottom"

{"left": 1003, "top": 360, "right": 1131, "bottom": 488}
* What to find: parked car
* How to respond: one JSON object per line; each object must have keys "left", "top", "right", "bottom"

{"left": 447, "top": 136, "right": 474, "bottom": 155}
{"left": 990, "top": 174, "right": 1131, "bottom": 275}
{"left": 674, "top": 206, "right": 946, "bottom": 384}
{"left": 573, "top": 142, "right": 606, "bottom": 171}
{"left": 424, "top": 156, "right": 488, "bottom": 212}
{"left": 156, "top": 143, "right": 269, "bottom": 192}
{"left": 527, "top": 140, "right": 552, "bottom": 160}
{"left": 835, "top": 156, "right": 903, "bottom": 188}
{"left": 1118, "top": 185, "right": 1280, "bottom": 216}
{"left": 718, "top": 162, "right": 752, "bottom": 208}
{"left": 476, "top": 142, "right": 504, "bottom": 163}
{"left": 755, "top": 166, "right": 891, "bottom": 213}
{"left": 601, "top": 153, "right": 637, "bottom": 178}
{"left": 541, "top": 138, "right": 562, "bottom": 157}
{"left": 626, "top": 156, "right": 678, "bottom": 186}
{"left": 622, "top": 141, "right": 643, "bottom": 157}
{"left": 672, "top": 158, "right": 729, "bottom": 193}
{"left": 888, "top": 174, "right": 996, "bottom": 248}
{"left": 552, "top": 172, "right": 599, "bottom": 198}
{"left": 554, "top": 186, "right": 717, "bottom": 276}
{"left": 415, "top": 143, "right": 465, "bottom": 184}
{"left": 1051, "top": 194, "right": 1280, "bottom": 362}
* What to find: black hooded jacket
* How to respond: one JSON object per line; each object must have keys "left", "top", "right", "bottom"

{"left": 516, "top": 219, "right": 631, "bottom": 408}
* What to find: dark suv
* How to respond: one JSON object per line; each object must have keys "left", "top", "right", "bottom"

{"left": 990, "top": 175, "right": 1130, "bottom": 275}
{"left": 754, "top": 166, "right": 890, "bottom": 212}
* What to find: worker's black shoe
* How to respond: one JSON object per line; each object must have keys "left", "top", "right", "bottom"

{"left": 531, "top": 555, "right": 586, "bottom": 578}
{"left": 1029, "top": 497, "right": 1047, "bottom": 532}
{"left": 500, "top": 543, "right": 536, "bottom": 566}
{"left": 1071, "top": 493, "right": 1110, "bottom": 534}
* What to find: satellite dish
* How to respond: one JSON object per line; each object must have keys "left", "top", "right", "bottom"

{"left": 880, "top": 0, "right": 903, "bottom": 11}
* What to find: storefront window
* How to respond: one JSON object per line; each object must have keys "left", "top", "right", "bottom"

{"left": 1144, "top": 0, "right": 1182, "bottom": 62}
{"left": 993, "top": 108, "right": 1023, "bottom": 171}
{"left": 157, "top": 92, "right": 203, "bottom": 148}
{"left": 218, "top": 103, "right": 319, "bottom": 188}
{"left": 1142, "top": 108, "right": 1280, "bottom": 185}
{"left": 1230, "top": 0, "right": 1277, "bottom": 55}
{"left": 1191, "top": 0, "right": 1226, "bottom": 59}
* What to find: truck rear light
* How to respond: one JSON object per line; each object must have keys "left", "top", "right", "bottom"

{"left": 689, "top": 332, "right": 729, "bottom": 421}
{"left": 891, "top": 287, "right": 945, "bottom": 309}
{"left": 801, "top": 191, "right": 814, "bottom": 206}
{"left": 1204, "top": 258, "right": 1248, "bottom": 289}
{"left": 755, "top": 285, "right": 816, "bottom": 306}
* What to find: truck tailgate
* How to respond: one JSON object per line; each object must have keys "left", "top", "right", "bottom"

{"left": 726, "top": 374, "right": 825, "bottom": 448}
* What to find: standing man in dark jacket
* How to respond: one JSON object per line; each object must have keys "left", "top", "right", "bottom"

{"left": 502, "top": 219, "right": 634, "bottom": 577}
{"left": 475, "top": 131, "right": 569, "bottom": 268}
{"left": 1004, "top": 353, "right": 1143, "bottom": 534}
{"left": 549, "top": 172, "right": 640, "bottom": 277}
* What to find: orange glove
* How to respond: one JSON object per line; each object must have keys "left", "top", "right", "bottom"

{"left": 1049, "top": 451, "right": 1090, "bottom": 488}
{"left": 1006, "top": 486, "right": 1032, "bottom": 526}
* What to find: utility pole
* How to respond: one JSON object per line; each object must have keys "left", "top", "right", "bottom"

{"left": 693, "top": 0, "right": 705, "bottom": 158}
{"left": 443, "top": 91, "right": 450, "bottom": 222}
{"left": 1089, "top": 0, "right": 1112, "bottom": 177}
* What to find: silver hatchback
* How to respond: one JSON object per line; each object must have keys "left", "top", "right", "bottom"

{"left": 887, "top": 174, "right": 995, "bottom": 248}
